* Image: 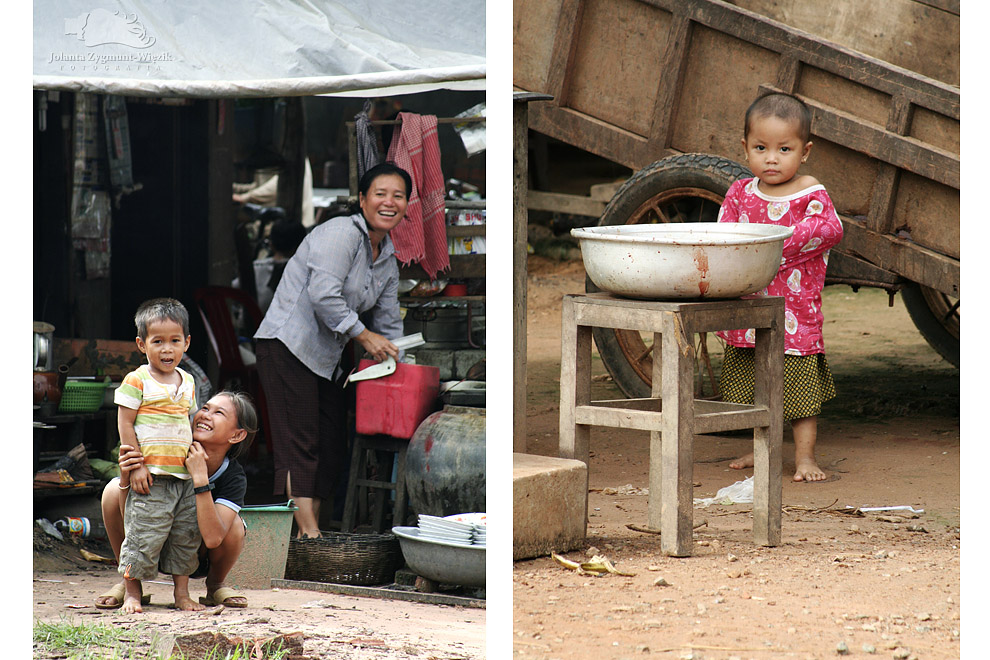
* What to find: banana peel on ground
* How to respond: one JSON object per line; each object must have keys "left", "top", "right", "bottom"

{"left": 551, "top": 552, "right": 635, "bottom": 577}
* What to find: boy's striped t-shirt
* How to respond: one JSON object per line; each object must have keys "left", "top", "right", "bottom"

{"left": 115, "top": 364, "right": 196, "bottom": 478}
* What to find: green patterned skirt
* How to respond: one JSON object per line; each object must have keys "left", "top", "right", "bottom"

{"left": 719, "top": 345, "right": 836, "bottom": 420}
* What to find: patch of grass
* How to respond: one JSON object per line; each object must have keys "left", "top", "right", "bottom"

{"left": 33, "top": 619, "right": 292, "bottom": 660}
{"left": 33, "top": 617, "right": 143, "bottom": 659}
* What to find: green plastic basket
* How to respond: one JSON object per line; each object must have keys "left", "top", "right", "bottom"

{"left": 58, "top": 380, "right": 109, "bottom": 413}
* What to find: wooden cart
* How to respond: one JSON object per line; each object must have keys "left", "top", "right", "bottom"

{"left": 514, "top": 0, "right": 959, "bottom": 397}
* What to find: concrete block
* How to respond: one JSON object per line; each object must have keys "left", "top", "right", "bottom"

{"left": 411, "top": 349, "right": 454, "bottom": 380}
{"left": 452, "top": 349, "right": 486, "bottom": 379}
{"left": 513, "top": 453, "right": 587, "bottom": 560}
{"left": 411, "top": 349, "right": 486, "bottom": 381}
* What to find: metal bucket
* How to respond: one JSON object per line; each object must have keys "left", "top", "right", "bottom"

{"left": 226, "top": 501, "right": 297, "bottom": 589}
{"left": 402, "top": 301, "right": 485, "bottom": 348}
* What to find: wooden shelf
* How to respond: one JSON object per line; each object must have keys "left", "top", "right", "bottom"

{"left": 399, "top": 295, "right": 485, "bottom": 304}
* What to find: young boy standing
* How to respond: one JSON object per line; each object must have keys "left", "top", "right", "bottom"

{"left": 115, "top": 298, "right": 202, "bottom": 613}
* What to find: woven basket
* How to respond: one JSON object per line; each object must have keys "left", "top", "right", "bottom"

{"left": 58, "top": 381, "right": 108, "bottom": 413}
{"left": 284, "top": 531, "right": 403, "bottom": 586}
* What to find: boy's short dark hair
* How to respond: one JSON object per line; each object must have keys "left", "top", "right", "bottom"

{"left": 745, "top": 92, "right": 812, "bottom": 143}
{"left": 134, "top": 298, "right": 190, "bottom": 339}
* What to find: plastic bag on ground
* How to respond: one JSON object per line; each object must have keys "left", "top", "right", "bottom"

{"left": 694, "top": 476, "right": 754, "bottom": 508}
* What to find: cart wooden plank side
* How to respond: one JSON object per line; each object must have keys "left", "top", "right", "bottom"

{"left": 514, "top": 0, "right": 960, "bottom": 395}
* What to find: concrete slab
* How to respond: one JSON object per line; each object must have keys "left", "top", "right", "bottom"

{"left": 513, "top": 453, "right": 587, "bottom": 560}
{"left": 412, "top": 348, "right": 486, "bottom": 380}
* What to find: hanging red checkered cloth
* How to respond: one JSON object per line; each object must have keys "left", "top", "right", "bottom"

{"left": 385, "top": 113, "right": 450, "bottom": 279}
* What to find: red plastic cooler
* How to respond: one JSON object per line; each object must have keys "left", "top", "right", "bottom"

{"left": 354, "top": 360, "right": 440, "bottom": 439}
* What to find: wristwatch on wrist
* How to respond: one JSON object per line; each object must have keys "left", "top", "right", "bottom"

{"left": 193, "top": 483, "right": 215, "bottom": 495}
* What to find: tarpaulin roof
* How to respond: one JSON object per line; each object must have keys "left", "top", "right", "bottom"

{"left": 33, "top": 1, "right": 486, "bottom": 98}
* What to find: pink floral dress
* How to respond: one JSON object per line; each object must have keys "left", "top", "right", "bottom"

{"left": 715, "top": 178, "right": 843, "bottom": 355}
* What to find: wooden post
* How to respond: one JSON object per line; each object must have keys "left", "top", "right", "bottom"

{"left": 513, "top": 99, "right": 529, "bottom": 453}
{"left": 558, "top": 297, "right": 591, "bottom": 466}
{"left": 277, "top": 97, "right": 305, "bottom": 225}
{"left": 648, "top": 331, "right": 663, "bottom": 531}
{"left": 659, "top": 312, "right": 696, "bottom": 557}
{"left": 752, "top": 300, "right": 784, "bottom": 546}
{"left": 559, "top": 296, "right": 592, "bottom": 527}
{"left": 514, "top": 93, "right": 552, "bottom": 452}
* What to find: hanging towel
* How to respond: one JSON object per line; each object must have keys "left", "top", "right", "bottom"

{"left": 354, "top": 100, "right": 381, "bottom": 181}
{"left": 386, "top": 112, "right": 450, "bottom": 279}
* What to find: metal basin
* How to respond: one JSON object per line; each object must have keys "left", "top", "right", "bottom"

{"left": 392, "top": 526, "right": 486, "bottom": 587}
{"left": 571, "top": 222, "right": 795, "bottom": 300}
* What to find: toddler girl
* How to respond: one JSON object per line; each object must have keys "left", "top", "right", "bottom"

{"left": 716, "top": 92, "right": 843, "bottom": 482}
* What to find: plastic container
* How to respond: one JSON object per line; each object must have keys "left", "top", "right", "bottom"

{"left": 355, "top": 360, "right": 440, "bottom": 439}
{"left": 225, "top": 501, "right": 297, "bottom": 590}
{"left": 54, "top": 516, "right": 106, "bottom": 539}
{"left": 58, "top": 380, "right": 109, "bottom": 413}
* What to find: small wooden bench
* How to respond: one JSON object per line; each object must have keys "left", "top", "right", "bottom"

{"left": 558, "top": 293, "right": 784, "bottom": 556}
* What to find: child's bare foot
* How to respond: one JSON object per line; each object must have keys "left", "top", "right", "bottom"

{"left": 728, "top": 452, "right": 754, "bottom": 470}
{"left": 121, "top": 579, "right": 144, "bottom": 614}
{"left": 793, "top": 458, "right": 827, "bottom": 482}
{"left": 173, "top": 595, "right": 205, "bottom": 611}
{"left": 172, "top": 575, "right": 204, "bottom": 611}
{"left": 121, "top": 594, "right": 143, "bottom": 613}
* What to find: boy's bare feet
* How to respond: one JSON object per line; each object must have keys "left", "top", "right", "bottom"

{"left": 174, "top": 594, "right": 205, "bottom": 611}
{"left": 728, "top": 452, "right": 754, "bottom": 470}
{"left": 121, "top": 579, "right": 144, "bottom": 614}
{"left": 173, "top": 575, "right": 205, "bottom": 611}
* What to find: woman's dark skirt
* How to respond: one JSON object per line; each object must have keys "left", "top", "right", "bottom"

{"left": 256, "top": 338, "right": 349, "bottom": 500}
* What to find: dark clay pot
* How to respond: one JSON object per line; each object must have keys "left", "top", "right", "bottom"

{"left": 404, "top": 405, "right": 485, "bottom": 517}
{"left": 33, "top": 371, "right": 62, "bottom": 406}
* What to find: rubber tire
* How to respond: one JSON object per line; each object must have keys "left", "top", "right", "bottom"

{"left": 588, "top": 153, "right": 752, "bottom": 399}
{"left": 900, "top": 282, "right": 960, "bottom": 368}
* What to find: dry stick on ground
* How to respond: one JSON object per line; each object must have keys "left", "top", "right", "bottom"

{"left": 783, "top": 499, "right": 865, "bottom": 516}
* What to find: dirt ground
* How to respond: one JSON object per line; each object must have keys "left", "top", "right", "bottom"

{"left": 32, "top": 531, "right": 485, "bottom": 659}
{"left": 514, "top": 256, "right": 960, "bottom": 660}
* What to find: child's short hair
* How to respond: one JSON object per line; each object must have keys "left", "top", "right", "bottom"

{"left": 134, "top": 298, "right": 190, "bottom": 339}
{"left": 745, "top": 92, "right": 812, "bottom": 143}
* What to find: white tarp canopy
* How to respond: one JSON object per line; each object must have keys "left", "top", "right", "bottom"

{"left": 33, "top": 0, "right": 486, "bottom": 98}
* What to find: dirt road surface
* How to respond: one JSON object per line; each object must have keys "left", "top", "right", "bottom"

{"left": 32, "top": 542, "right": 485, "bottom": 659}
{"left": 514, "top": 257, "right": 960, "bottom": 660}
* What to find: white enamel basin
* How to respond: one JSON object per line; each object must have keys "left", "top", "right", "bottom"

{"left": 571, "top": 222, "right": 795, "bottom": 300}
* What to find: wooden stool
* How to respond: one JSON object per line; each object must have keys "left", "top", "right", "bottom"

{"left": 340, "top": 434, "right": 409, "bottom": 533}
{"left": 559, "top": 293, "right": 784, "bottom": 556}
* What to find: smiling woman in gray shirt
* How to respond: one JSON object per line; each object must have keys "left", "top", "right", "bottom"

{"left": 255, "top": 163, "right": 412, "bottom": 537}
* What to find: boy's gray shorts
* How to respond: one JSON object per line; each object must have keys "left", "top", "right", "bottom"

{"left": 118, "top": 475, "right": 200, "bottom": 581}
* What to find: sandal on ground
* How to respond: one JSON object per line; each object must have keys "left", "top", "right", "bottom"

{"left": 199, "top": 586, "right": 247, "bottom": 608}
{"left": 94, "top": 583, "right": 151, "bottom": 610}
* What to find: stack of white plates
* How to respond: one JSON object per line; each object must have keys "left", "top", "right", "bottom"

{"left": 442, "top": 512, "right": 486, "bottom": 547}
{"left": 417, "top": 515, "right": 475, "bottom": 547}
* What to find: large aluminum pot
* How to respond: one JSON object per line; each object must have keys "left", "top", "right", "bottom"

{"left": 571, "top": 222, "right": 795, "bottom": 300}
{"left": 33, "top": 322, "right": 55, "bottom": 372}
